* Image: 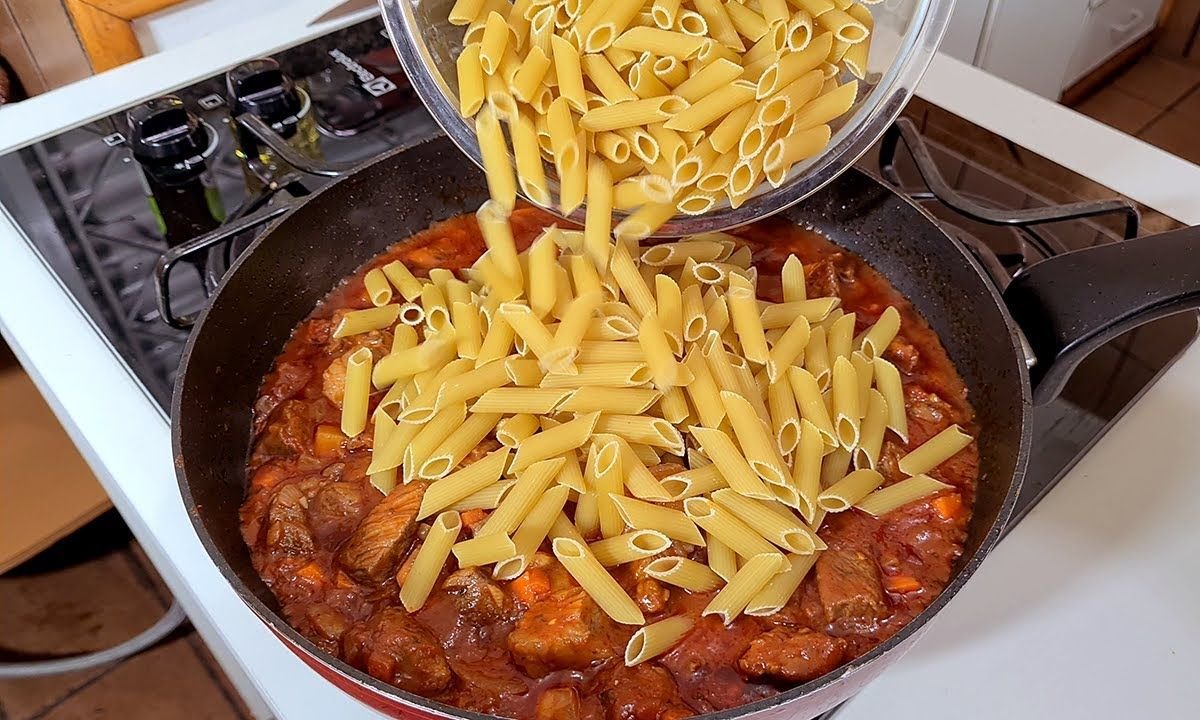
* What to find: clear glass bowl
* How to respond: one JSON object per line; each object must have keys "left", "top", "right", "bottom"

{"left": 380, "top": 0, "right": 957, "bottom": 236}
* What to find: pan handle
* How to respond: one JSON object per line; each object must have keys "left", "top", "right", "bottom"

{"left": 1004, "top": 224, "right": 1200, "bottom": 405}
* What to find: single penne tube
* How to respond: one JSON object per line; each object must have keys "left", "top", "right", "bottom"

{"left": 826, "top": 311, "right": 857, "bottom": 361}
{"left": 586, "top": 441, "right": 626, "bottom": 538}
{"left": 803, "top": 325, "right": 832, "bottom": 390}
{"left": 595, "top": 131, "right": 632, "bottom": 163}
{"left": 681, "top": 347, "right": 725, "bottom": 429}
{"left": 559, "top": 388, "right": 662, "bottom": 416}
{"left": 553, "top": 290, "right": 605, "bottom": 355}
{"left": 757, "top": 69, "right": 823, "bottom": 126}
{"left": 851, "top": 352, "right": 874, "bottom": 418}
{"left": 477, "top": 201, "right": 523, "bottom": 286}
{"left": 766, "top": 314, "right": 811, "bottom": 382}
{"left": 550, "top": 34, "right": 588, "bottom": 111}
{"left": 510, "top": 46, "right": 551, "bottom": 103}
{"left": 856, "top": 474, "right": 953, "bottom": 517}
{"left": 496, "top": 413, "right": 540, "bottom": 448}
{"left": 899, "top": 425, "right": 974, "bottom": 476}
{"left": 857, "top": 306, "right": 901, "bottom": 359}
{"left": 643, "top": 556, "right": 724, "bottom": 591}
{"left": 477, "top": 11, "right": 509, "bottom": 74}
{"left": 451, "top": 301, "right": 483, "bottom": 359}
{"left": 611, "top": 494, "right": 704, "bottom": 545}
{"left": 594, "top": 414, "right": 685, "bottom": 453}
{"left": 768, "top": 376, "right": 802, "bottom": 455}
{"left": 613, "top": 26, "right": 708, "bottom": 58}
{"left": 418, "top": 447, "right": 511, "bottom": 519}
{"left": 494, "top": 484, "right": 571, "bottom": 580}
{"left": 419, "top": 282, "right": 451, "bottom": 334}
{"left": 726, "top": 277, "right": 770, "bottom": 364}
{"left": 589, "top": 528, "right": 672, "bottom": 566}
{"left": 873, "top": 356, "right": 908, "bottom": 442}
{"left": 815, "top": 6, "right": 869, "bottom": 42}
{"left": 435, "top": 359, "right": 511, "bottom": 408}
{"left": 566, "top": 254, "right": 604, "bottom": 298}
{"left": 681, "top": 284, "right": 707, "bottom": 342}
{"left": 652, "top": 0, "right": 683, "bottom": 27}
{"left": 453, "top": 532, "right": 517, "bottom": 567}
{"left": 708, "top": 102, "right": 756, "bottom": 154}
{"left": 614, "top": 203, "right": 677, "bottom": 244}
{"left": 706, "top": 532, "right": 739, "bottom": 582}
{"left": 819, "top": 468, "right": 885, "bottom": 512}
{"left": 609, "top": 241, "right": 657, "bottom": 317}
{"left": 701, "top": 330, "right": 741, "bottom": 393}
{"left": 731, "top": 353, "right": 773, "bottom": 424}
{"left": 712, "top": 488, "right": 820, "bottom": 554}
{"left": 720, "top": 391, "right": 790, "bottom": 487}
{"left": 793, "top": 418, "right": 824, "bottom": 522}
{"left": 790, "top": 80, "right": 859, "bottom": 131}
{"left": 703, "top": 552, "right": 788, "bottom": 624}
{"left": 660, "top": 463, "right": 727, "bottom": 500}
{"left": 478, "top": 456, "right": 565, "bottom": 537}
{"left": 511, "top": 112, "right": 551, "bottom": 206}
{"left": 688, "top": 425, "right": 773, "bottom": 500}
{"left": 725, "top": 1, "right": 769, "bottom": 41}
{"left": 333, "top": 305, "right": 401, "bottom": 338}
{"left": 781, "top": 254, "right": 806, "bottom": 303}
{"left": 448, "top": 478, "right": 516, "bottom": 512}
{"left": 664, "top": 80, "right": 755, "bottom": 131}
{"left": 400, "top": 511, "right": 462, "bottom": 611}
{"left": 369, "top": 411, "right": 398, "bottom": 493}
{"left": 584, "top": 157, "right": 615, "bottom": 269}
{"left": 553, "top": 537, "right": 645, "bottom": 624}
{"left": 553, "top": 509, "right": 590, "bottom": 546}
{"left": 510, "top": 412, "right": 600, "bottom": 471}
{"left": 380, "top": 260, "right": 423, "bottom": 301}
{"left": 844, "top": 32, "right": 870, "bottom": 79}
{"left": 371, "top": 337, "right": 455, "bottom": 391}
{"left": 673, "top": 58, "right": 745, "bottom": 104}
{"left": 498, "top": 302, "right": 559, "bottom": 367}
{"left": 449, "top": 0, "right": 487, "bottom": 25}
{"left": 475, "top": 106, "right": 517, "bottom": 211}
{"left": 655, "top": 275, "right": 684, "bottom": 349}
{"left": 784, "top": 8, "right": 814, "bottom": 52}
{"left": 692, "top": 0, "right": 744, "bottom": 49}
{"left": 684, "top": 496, "right": 778, "bottom": 559}
{"left": 760, "top": 297, "right": 840, "bottom": 328}
{"left": 638, "top": 310, "right": 690, "bottom": 391}
{"left": 675, "top": 7, "right": 708, "bottom": 35}
{"left": 363, "top": 268, "right": 392, "bottom": 306}
{"left": 745, "top": 552, "right": 820, "bottom": 616}
{"left": 831, "top": 356, "right": 861, "bottom": 448}
{"left": 540, "top": 362, "right": 653, "bottom": 388}
{"left": 598, "top": 434, "right": 673, "bottom": 501}
{"left": 420, "top": 411, "right": 502, "bottom": 478}
{"left": 579, "top": 95, "right": 688, "bottom": 132}
{"left": 613, "top": 175, "right": 675, "bottom": 209}
{"left": 582, "top": 53, "right": 639, "bottom": 102}
{"left": 575, "top": 340, "right": 646, "bottom": 363}
{"left": 625, "top": 616, "right": 695, "bottom": 666}
{"left": 340, "top": 347, "right": 374, "bottom": 437}
{"left": 403, "top": 403, "right": 468, "bottom": 483}
{"left": 527, "top": 231, "right": 559, "bottom": 319}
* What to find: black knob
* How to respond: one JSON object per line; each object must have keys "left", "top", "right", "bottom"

{"left": 227, "top": 58, "right": 301, "bottom": 127}
{"left": 126, "top": 96, "right": 209, "bottom": 164}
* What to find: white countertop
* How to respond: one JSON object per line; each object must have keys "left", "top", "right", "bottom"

{"left": 1, "top": 5, "right": 1199, "bottom": 719}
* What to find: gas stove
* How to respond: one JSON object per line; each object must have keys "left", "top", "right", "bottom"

{"left": 0, "top": 14, "right": 1194, "bottom": 684}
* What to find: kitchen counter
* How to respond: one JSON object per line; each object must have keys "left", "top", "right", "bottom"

{"left": 1, "top": 4, "right": 1198, "bottom": 718}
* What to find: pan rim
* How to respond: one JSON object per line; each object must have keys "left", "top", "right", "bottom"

{"left": 172, "top": 138, "right": 1032, "bottom": 719}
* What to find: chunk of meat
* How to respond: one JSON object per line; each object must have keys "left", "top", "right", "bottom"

{"left": 253, "top": 361, "right": 312, "bottom": 435}
{"left": 322, "top": 352, "right": 350, "bottom": 408}
{"left": 264, "top": 484, "right": 314, "bottom": 560}
{"left": 737, "top": 626, "right": 845, "bottom": 683}
{"left": 342, "top": 608, "right": 452, "bottom": 695}
{"left": 634, "top": 578, "right": 670, "bottom": 615}
{"left": 885, "top": 337, "right": 920, "bottom": 374}
{"left": 536, "top": 687, "right": 582, "bottom": 720}
{"left": 308, "top": 481, "right": 373, "bottom": 544}
{"left": 301, "top": 603, "right": 351, "bottom": 655}
{"left": 805, "top": 258, "right": 839, "bottom": 298}
{"left": 659, "top": 613, "right": 762, "bottom": 711}
{"left": 337, "top": 482, "right": 425, "bottom": 584}
{"left": 256, "top": 400, "right": 317, "bottom": 459}
{"left": 814, "top": 549, "right": 887, "bottom": 628}
{"left": 442, "top": 568, "right": 510, "bottom": 622}
{"left": 507, "top": 587, "right": 623, "bottom": 677}
{"left": 593, "top": 664, "right": 692, "bottom": 720}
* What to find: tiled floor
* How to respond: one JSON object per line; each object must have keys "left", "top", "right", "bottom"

{"left": 1073, "top": 52, "right": 1200, "bottom": 165}
{"left": 0, "top": 344, "right": 252, "bottom": 720}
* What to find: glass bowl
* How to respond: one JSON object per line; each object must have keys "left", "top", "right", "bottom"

{"left": 379, "top": 0, "right": 957, "bottom": 236}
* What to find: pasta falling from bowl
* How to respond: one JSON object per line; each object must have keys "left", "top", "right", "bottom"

{"left": 452, "top": 0, "right": 880, "bottom": 238}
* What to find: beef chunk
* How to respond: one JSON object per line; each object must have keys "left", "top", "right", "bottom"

{"left": 507, "top": 587, "right": 622, "bottom": 677}
{"left": 253, "top": 361, "right": 312, "bottom": 435}
{"left": 337, "top": 482, "right": 425, "bottom": 584}
{"left": 593, "top": 664, "right": 692, "bottom": 720}
{"left": 442, "top": 568, "right": 510, "bottom": 622}
{"left": 885, "top": 337, "right": 920, "bottom": 374}
{"left": 256, "top": 400, "right": 317, "bottom": 459}
{"left": 309, "top": 480, "right": 372, "bottom": 544}
{"left": 634, "top": 578, "right": 670, "bottom": 615}
{"left": 301, "top": 603, "right": 351, "bottom": 655}
{"left": 737, "top": 627, "right": 845, "bottom": 683}
{"left": 265, "top": 484, "right": 314, "bottom": 560}
{"left": 814, "top": 549, "right": 887, "bottom": 628}
{"left": 342, "top": 608, "right": 452, "bottom": 695}
{"left": 536, "top": 687, "right": 583, "bottom": 720}
{"left": 805, "top": 258, "right": 840, "bottom": 298}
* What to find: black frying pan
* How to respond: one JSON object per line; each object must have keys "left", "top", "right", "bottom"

{"left": 172, "top": 128, "right": 1200, "bottom": 719}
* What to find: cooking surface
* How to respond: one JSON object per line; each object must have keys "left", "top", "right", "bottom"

{"left": 0, "top": 15, "right": 1196, "bottom": 720}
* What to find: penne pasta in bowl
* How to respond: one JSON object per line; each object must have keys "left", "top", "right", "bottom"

{"left": 382, "top": 0, "right": 957, "bottom": 236}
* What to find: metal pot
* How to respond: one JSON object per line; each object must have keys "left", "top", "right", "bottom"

{"left": 172, "top": 127, "right": 1200, "bottom": 719}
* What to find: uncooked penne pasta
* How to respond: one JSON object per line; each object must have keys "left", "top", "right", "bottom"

{"left": 340, "top": 348, "right": 373, "bottom": 437}
{"left": 854, "top": 388, "right": 888, "bottom": 470}
{"left": 703, "top": 552, "right": 787, "bottom": 624}
{"left": 611, "top": 494, "right": 704, "bottom": 545}
{"left": 625, "top": 616, "right": 694, "bottom": 665}
{"left": 333, "top": 305, "right": 401, "bottom": 339}
{"left": 899, "top": 425, "right": 974, "bottom": 476}
{"left": 400, "top": 511, "right": 462, "bottom": 610}
{"left": 589, "top": 529, "right": 672, "bottom": 566}
{"left": 855, "top": 475, "right": 953, "bottom": 517}
{"left": 685, "top": 497, "right": 778, "bottom": 559}
{"left": 553, "top": 537, "right": 645, "bottom": 624}
{"left": 873, "top": 356, "right": 908, "bottom": 442}
{"left": 745, "top": 552, "right": 820, "bottom": 616}
{"left": 818, "top": 468, "right": 885, "bottom": 511}
{"left": 453, "top": 532, "right": 517, "bottom": 567}
{"left": 712, "top": 488, "right": 820, "bottom": 554}
{"left": 494, "top": 484, "right": 571, "bottom": 579}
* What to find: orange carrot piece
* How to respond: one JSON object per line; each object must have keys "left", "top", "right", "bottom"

{"left": 884, "top": 575, "right": 922, "bottom": 594}
{"left": 460, "top": 508, "right": 489, "bottom": 534}
{"left": 296, "top": 561, "right": 327, "bottom": 585}
{"left": 932, "top": 493, "right": 964, "bottom": 521}
{"left": 511, "top": 566, "right": 552, "bottom": 605}
{"left": 313, "top": 424, "right": 344, "bottom": 457}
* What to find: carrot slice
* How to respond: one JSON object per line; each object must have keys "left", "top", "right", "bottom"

{"left": 313, "top": 424, "right": 344, "bottom": 457}
{"left": 296, "top": 561, "right": 327, "bottom": 585}
{"left": 884, "top": 575, "right": 922, "bottom": 594}
{"left": 932, "top": 493, "right": 964, "bottom": 521}
{"left": 511, "top": 566, "right": 551, "bottom": 605}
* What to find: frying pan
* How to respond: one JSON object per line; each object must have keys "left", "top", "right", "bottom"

{"left": 172, "top": 128, "right": 1200, "bottom": 719}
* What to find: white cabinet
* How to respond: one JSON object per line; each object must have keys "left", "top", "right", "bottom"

{"left": 1064, "top": 0, "right": 1162, "bottom": 87}
{"left": 952, "top": 0, "right": 1164, "bottom": 99}
{"left": 940, "top": 0, "right": 992, "bottom": 63}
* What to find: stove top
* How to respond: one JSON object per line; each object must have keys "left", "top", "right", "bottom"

{"left": 1, "top": 10, "right": 1195, "bottom": 640}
